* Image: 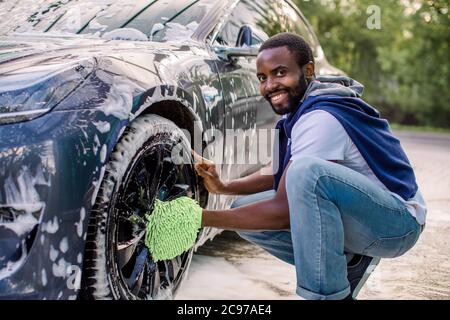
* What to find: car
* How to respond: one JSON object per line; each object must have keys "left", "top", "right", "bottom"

{"left": 0, "top": 0, "right": 343, "bottom": 300}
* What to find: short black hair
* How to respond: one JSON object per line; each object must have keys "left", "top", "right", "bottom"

{"left": 259, "top": 32, "right": 314, "bottom": 68}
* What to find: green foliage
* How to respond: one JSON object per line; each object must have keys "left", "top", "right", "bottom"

{"left": 295, "top": 0, "right": 449, "bottom": 127}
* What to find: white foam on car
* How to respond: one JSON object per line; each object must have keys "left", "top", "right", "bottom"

{"left": 41, "top": 216, "right": 59, "bottom": 234}
{"left": 0, "top": 213, "right": 38, "bottom": 236}
{"left": 149, "top": 23, "right": 165, "bottom": 41}
{"left": 93, "top": 121, "right": 111, "bottom": 134}
{"left": 41, "top": 268, "right": 48, "bottom": 286}
{"left": 93, "top": 134, "right": 101, "bottom": 155}
{"left": 100, "top": 145, "right": 107, "bottom": 163}
{"left": 0, "top": 241, "right": 27, "bottom": 281}
{"left": 162, "top": 21, "right": 198, "bottom": 42}
{"left": 91, "top": 165, "right": 106, "bottom": 206}
{"left": 75, "top": 208, "right": 86, "bottom": 238}
{"left": 52, "top": 257, "right": 71, "bottom": 278}
{"left": 1, "top": 0, "right": 117, "bottom": 36}
{"left": 87, "top": 19, "right": 109, "bottom": 32}
{"left": 0, "top": 165, "right": 50, "bottom": 238}
{"left": 102, "top": 28, "right": 148, "bottom": 41}
{"left": 59, "top": 237, "right": 69, "bottom": 253}
{"left": 3, "top": 165, "right": 49, "bottom": 216}
{"left": 95, "top": 70, "right": 145, "bottom": 121}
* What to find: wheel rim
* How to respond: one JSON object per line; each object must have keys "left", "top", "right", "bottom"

{"left": 113, "top": 141, "right": 196, "bottom": 299}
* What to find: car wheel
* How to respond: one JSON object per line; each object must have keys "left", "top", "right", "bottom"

{"left": 81, "top": 114, "right": 199, "bottom": 300}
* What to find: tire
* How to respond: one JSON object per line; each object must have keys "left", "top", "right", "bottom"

{"left": 81, "top": 114, "right": 199, "bottom": 300}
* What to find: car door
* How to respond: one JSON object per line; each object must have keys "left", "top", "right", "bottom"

{"left": 211, "top": 0, "right": 288, "bottom": 183}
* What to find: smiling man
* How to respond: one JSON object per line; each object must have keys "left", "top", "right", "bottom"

{"left": 195, "top": 33, "right": 427, "bottom": 300}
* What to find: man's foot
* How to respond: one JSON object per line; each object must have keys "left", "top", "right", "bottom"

{"left": 347, "top": 254, "right": 381, "bottom": 299}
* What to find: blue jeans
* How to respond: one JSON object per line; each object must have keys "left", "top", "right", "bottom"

{"left": 234, "top": 156, "right": 422, "bottom": 300}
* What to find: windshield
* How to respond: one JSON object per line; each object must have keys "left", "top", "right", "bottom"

{"left": 0, "top": 0, "right": 215, "bottom": 41}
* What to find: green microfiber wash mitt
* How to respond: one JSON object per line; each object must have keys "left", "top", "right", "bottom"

{"left": 145, "top": 196, "right": 202, "bottom": 262}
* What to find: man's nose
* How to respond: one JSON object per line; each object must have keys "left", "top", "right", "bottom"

{"left": 265, "top": 77, "right": 279, "bottom": 93}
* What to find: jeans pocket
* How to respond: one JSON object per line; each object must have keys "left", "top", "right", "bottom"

{"left": 363, "top": 229, "right": 419, "bottom": 258}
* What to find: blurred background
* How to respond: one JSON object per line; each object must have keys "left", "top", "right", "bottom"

{"left": 295, "top": 0, "right": 449, "bottom": 129}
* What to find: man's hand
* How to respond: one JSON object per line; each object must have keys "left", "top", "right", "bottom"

{"left": 192, "top": 151, "right": 226, "bottom": 194}
{"left": 201, "top": 162, "right": 291, "bottom": 231}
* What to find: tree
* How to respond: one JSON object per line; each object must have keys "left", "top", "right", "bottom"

{"left": 295, "top": 0, "right": 449, "bottom": 127}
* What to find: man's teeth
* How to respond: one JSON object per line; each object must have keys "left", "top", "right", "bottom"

{"left": 271, "top": 93, "right": 285, "bottom": 102}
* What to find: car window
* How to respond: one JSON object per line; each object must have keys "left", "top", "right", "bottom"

{"left": 0, "top": 0, "right": 215, "bottom": 42}
{"left": 214, "top": 0, "right": 286, "bottom": 47}
{"left": 1, "top": 0, "right": 154, "bottom": 34}
{"left": 213, "top": 0, "right": 320, "bottom": 53}
{"left": 46, "top": 0, "right": 157, "bottom": 34}
{"left": 282, "top": 1, "right": 319, "bottom": 52}
{"left": 100, "top": 0, "right": 215, "bottom": 41}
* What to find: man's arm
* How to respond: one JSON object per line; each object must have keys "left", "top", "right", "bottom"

{"left": 221, "top": 165, "right": 274, "bottom": 195}
{"left": 193, "top": 151, "right": 274, "bottom": 195}
{"left": 201, "top": 162, "right": 291, "bottom": 230}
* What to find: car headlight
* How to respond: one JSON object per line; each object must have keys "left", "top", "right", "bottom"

{"left": 0, "top": 59, "right": 94, "bottom": 125}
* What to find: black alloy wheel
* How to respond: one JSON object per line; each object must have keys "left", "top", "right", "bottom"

{"left": 81, "top": 115, "right": 200, "bottom": 300}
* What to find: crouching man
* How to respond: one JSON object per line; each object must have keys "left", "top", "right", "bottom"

{"left": 194, "top": 33, "right": 426, "bottom": 300}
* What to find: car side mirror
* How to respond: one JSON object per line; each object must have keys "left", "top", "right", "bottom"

{"left": 236, "top": 25, "right": 253, "bottom": 47}
{"left": 213, "top": 25, "right": 259, "bottom": 62}
{"left": 213, "top": 45, "right": 258, "bottom": 61}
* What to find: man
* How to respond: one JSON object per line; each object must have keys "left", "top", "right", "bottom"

{"left": 194, "top": 33, "right": 426, "bottom": 300}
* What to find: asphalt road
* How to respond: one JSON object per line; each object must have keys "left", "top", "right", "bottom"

{"left": 176, "top": 130, "right": 450, "bottom": 300}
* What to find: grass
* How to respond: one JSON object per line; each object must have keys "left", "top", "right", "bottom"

{"left": 390, "top": 123, "right": 450, "bottom": 134}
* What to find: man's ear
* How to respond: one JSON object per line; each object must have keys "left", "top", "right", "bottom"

{"left": 304, "top": 62, "right": 315, "bottom": 80}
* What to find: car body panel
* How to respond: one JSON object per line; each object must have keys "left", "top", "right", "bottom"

{"left": 0, "top": 35, "right": 228, "bottom": 299}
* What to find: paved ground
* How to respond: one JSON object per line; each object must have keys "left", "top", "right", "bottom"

{"left": 176, "top": 130, "right": 450, "bottom": 300}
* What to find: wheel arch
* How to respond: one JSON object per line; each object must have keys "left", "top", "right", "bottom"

{"left": 139, "top": 99, "right": 202, "bottom": 147}
{"left": 133, "top": 93, "right": 209, "bottom": 207}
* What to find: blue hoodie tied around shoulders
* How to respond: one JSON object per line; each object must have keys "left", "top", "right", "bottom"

{"left": 273, "top": 76, "right": 418, "bottom": 202}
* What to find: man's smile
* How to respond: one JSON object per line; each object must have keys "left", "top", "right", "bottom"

{"left": 268, "top": 90, "right": 289, "bottom": 105}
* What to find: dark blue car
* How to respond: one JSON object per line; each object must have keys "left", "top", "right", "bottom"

{"left": 0, "top": 0, "right": 342, "bottom": 299}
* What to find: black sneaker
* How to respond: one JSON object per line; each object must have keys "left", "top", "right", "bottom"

{"left": 347, "top": 254, "right": 381, "bottom": 299}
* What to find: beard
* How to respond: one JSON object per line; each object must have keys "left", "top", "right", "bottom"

{"left": 267, "top": 71, "right": 310, "bottom": 116}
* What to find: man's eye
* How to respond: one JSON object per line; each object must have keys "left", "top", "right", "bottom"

{"left": 276, "top": 70, "right": 286, "bottom": 76}
{"left": 257, "top": 75, "right": 266, "bottom": 82}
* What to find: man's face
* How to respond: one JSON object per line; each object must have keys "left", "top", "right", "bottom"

{"left": 256, "top": 46, "right": 309, "bottom": 115}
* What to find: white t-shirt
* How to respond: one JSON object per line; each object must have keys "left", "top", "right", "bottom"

{"left": 289, "top": 110, "right": 426, "bottom": 225}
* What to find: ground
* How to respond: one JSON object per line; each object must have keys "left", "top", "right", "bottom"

{"left": 176, "top": 130, "right": 450, "bottom": 300}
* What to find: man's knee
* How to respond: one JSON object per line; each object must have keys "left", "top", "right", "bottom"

{"left": 288, "top": 156, "right": 324, "bottom": 175}
{"left": 286, "top": 156, "right": 325, "bottom": 190}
